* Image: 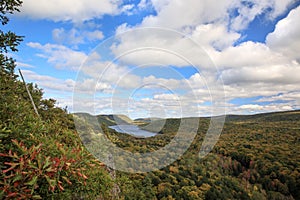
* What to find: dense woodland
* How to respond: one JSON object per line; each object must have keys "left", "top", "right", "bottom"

{"left": 1, "top": 1, "right": 300, "bottom": 199}
{"left": 96, "top": 111, "right": 300, "bottom": 200}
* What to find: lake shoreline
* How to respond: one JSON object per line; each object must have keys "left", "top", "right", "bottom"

{"left": 109, "top": 124, "right": 157, "bottom": 138}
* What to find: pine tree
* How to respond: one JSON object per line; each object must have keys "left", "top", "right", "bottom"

{"left": 0, "top": 0, "right": 23, "bottom": 76}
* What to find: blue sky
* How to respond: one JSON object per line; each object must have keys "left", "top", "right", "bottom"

{"left": 5, "top": 0, "right": 300, "bottom": 119}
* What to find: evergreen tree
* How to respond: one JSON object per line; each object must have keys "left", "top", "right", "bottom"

{"left": 0, "top": 0, "right": 23, "bottom": 76}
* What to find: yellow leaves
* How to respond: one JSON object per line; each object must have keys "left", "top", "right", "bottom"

{"left": 169, "top": 166, "right": 179, "bottom": 174}
{"left": 199, "top": 183, "right": 211, "bottom": 192}
{"left": 188, "top": 190, "right": 199, "bottom": 198}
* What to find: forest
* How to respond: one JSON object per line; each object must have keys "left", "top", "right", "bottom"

{"left": 1, "top": 0, "right": 300, "bottom": 199}
{"left": 95, "top": 110, "right": 300, "bottom": 200}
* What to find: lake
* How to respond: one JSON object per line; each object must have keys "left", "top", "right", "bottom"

{"left": 109, "top": 125, "right": 157, "bottom": 138}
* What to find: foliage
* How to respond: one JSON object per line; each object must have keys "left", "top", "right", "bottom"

{"left": 0, "top": 1, "right": 114, "bottom": 199}
{"left": 0, "top": 0, "right": 23, "bottom": 76}
{"left": 97, "top": 111, "right": 300, "bottom": 200}
{"left": 0, "top": 66, "right": 113, "bottom": 199}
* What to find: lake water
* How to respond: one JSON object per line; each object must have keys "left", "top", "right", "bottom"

{"left": 109, "top": 125, "right": 157, "bottom": 138}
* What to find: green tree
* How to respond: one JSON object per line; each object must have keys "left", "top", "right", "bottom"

{"left": 0, "top": 0, "right": 23, "bottom": 76}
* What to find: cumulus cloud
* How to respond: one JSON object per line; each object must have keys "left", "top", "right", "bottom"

{"left": 52, "top": 28, "right": 84, "bottom": 46}
{"left": 52, "top": 28, "right": 104, "bottom": 46}
{"left": 112, "top": 27, "right": 219, "bottom": 69}
{"left": 211, "top": 41, "right": 290, "bottom": 68}
{"left": 21, "top": 70, "right": 75, "bottom": 92}
{"left": 137, "top": 0, "right": 295, "bottom": 32}
{"left": 266, "top": 6, "right": 300, "bottom": 62}
{"left": 142, "top": 75, "right": 182, "bottom": 90}
{"left": 231, "top": 103, "right": 294, "bottom": 114}
{"left": 21, "top": 1, "right": 300, "bottom": 117}
{"left": 190, "top": 24, "right": 240, "bottom": 50}
{"left": 138, "top": 0, "right": 152, "bottom": 10}
{"left": 80, "top": 58, "right": 143, "bottom": 89}
{"left": 85, "top": 30, "right": 104, "bottom": 41}
{"left": 20, "top": 0, "right": 124, "bottom": 22}
{"left": 229, "top": 0, "right": 295, "bottom": 31}
{"left": 112, "top": 2, "right": 297, "bottom": 69}
{"left": 267, "top": 0, "right": 297, "bottom": 19}
{"left": 221, "top": 64, "right": 300, "bottom": 85}
{"left": 257, "top": 91, "right": 300, "bottom": 105}
{"left": 27, "top": 42, "right": 87, "bottom": 70}
{"left": 76, "top": 78, "right": 113, "bottom": 93}
{"left": 143, "top": 0, "right": 234, "bottom": 29}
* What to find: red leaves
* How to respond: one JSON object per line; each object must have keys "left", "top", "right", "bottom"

{"left": 2, "top": 162, "right": 19, "bottom": 173}
{"left": 13, "top": 181, "right": 20, "bottom": 188}
{"left": 6, "top": 192, "right": 18, "bottom": 198}
{"left": 51, "top": 157, "right": 60, "bottom": 168}
{"left": 0, "top": 139, "right": 93, "bottom": 198}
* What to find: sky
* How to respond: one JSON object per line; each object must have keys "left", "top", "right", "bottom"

{"left": 5, "top": 0, "right": 300, "bottom": 119}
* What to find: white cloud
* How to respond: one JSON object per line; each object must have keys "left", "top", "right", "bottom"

{"left": 153, "top": 93, "right": 179, "bottom": 101}
{"left": 52, "top": 28, "right": 104, "bottom": 46}
{"left": 266, "top": 6, "right": 300, "bottom": 62}
{"left": 52, "top": 28, "right": 84, "bottom": 46}
{"left": 80, "top": 58, "right": 143, "bottom": 89}
{"left": 20, "top": 0, "right": 124, "bottom": 22}
{"left": 144, "top": 0, "right": 234, "bottom": 29}
{"left": 27, "top": 42, "right": 87, "bottom": 71}
{"left": 21, "top": 70, "right": 75, "bottom": 92}
{"left": 211, "top": 41, "right": 290, "bottom": 68}
{"left": 142, "top": 75, "right": 182, "bottom": 90}
{"left": 138, "top": 0, "right": 295, "bottom": 32}
{"left": 138, "top": 0, "right": 152, "bottom": 10}
{"left": 257, "top": 91, "right": 300, "bottom": 105}
{"left": 85, "top": 30, "right": 104, "bottom": 41}
{"left": 112, "top": 0, "right": 297, "bottom": 66}
{"left": 111, "top": 3, "right": 297, "bottom": 69}
{"left": 20, "top": 1, "right": 300, "bottom": 117}
{"left": 232, "top": 103, "right": 294, "bottom": 114}
{"left": 220, "top": 64, "right": 300, "bottom": 85}
{"left": 76, "top": 78, "right": 113, "bottom": 93}
{"left": 268, "top": 0, "right": 297, "bottom": 19}
{"left": 230, "top": 0, "right": 295, "bottom": 31}
{"left": 16, "top": 62, "right": 35, "bottom": 69}
{"left": 190, "top": 24, "right": 240, "bottom": 50}
{"left": 112, "top": 27, "right": 222, "bottom": 69}
{"left": 121, "top": 4, "right": 135, "bottom": 15}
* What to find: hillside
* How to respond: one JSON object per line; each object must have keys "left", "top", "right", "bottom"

{"left": 102, "top": 114, "right": 133, "bottom": 125}
{"left": 98, "top": 110, "right": 300, "bottom": 200}
{"left": 225, "top": 110, "right": 300, "bottom": 123}
{"left": 0, "top": 77, "right": 115, "bottom": 198}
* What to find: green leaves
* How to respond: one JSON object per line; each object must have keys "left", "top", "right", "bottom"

{"left": 0, "top": 0, "right": 23, "bottom": 25}
{"left": 0, "top": 0, "right": 23, "bottom": 76}
{"left": 0, "top": 31, "right": 23, "bottom": 53}
{"left": 25, "top": 176, "right": 38, "bottom": 186}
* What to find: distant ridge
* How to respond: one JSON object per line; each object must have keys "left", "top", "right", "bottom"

{"left": 74, "top": 109, "right": 300, "bottom": 126}
{"left": 73, "top": 113, "right": 133, "bottom": 126}
{"left": 100, "top": 114, "right": 133, "bottom": 125}
{"left": 225, "top": 110, "right": 300, "bottom": 122}
{"left": 134, "top": 117, "right": 162, "bottom": 123}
